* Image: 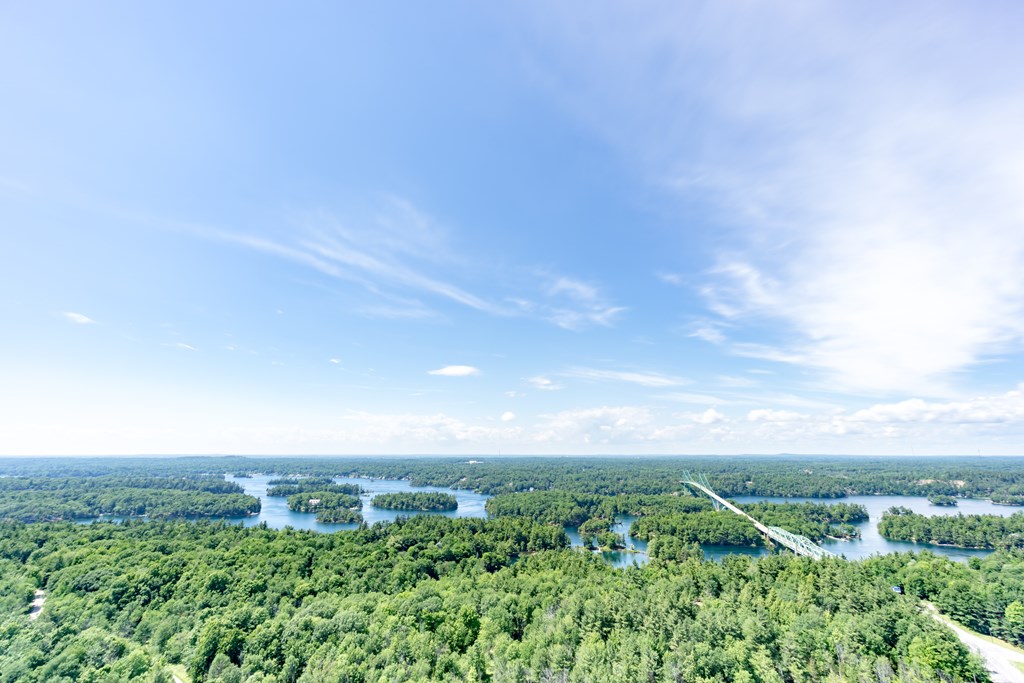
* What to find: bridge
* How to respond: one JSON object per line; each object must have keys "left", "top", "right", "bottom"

{"left": 682, "top": 474, "right": 835, "bottom": 560}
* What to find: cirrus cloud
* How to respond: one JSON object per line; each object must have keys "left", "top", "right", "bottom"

{"left": 428, "top": 365, "right": 481, "bottom": 377}
{"left": 62, "top": 311, "right": 96, "bottom": 325}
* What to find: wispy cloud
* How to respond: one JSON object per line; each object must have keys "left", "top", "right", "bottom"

{"left": 338, "top": 411, "right": 520, "bottom": 444}
{"left": 525, "top": 375, "right": 563, "bottom": 391}
{"left": 208, "top": 198, "right": 626, "bottom": 331}
{"left": 681, "top": 408, "right": 725, "bottom": 425}
{"left": 533, "top": 405, "right": 696, "bottom": 445}
{"left": 689, "top": 324, "right": 726, "bottom": 345}
{"left": 525, "top": 2, "right": 1024, "bottom": 396}
{"left": 657, "top": 272, "right": 685, "bottom": 287}
{"left": 61, "top": 312, "right": 96, "bottom": 325}
{"left": 208, "top": 197, "right": 506, "bottom": 318}
{"left": 428, "top": 365, "right": 481, "bottom": 377}
{"left": 540, "top": 275, "right": 625, "bottom": 330}
{"left": 562, "top": 367, "right": 689, "bottom": 388}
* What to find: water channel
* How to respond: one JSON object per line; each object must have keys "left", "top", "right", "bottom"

{"left": 223, "top": 475, "right": 1023, "bottom": 567}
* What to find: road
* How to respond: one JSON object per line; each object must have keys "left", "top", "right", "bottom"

{"left": 28, "top": 589, "right": 45, "bottom": 621}
{"left": 925, "top": 603, "right": 1024, "bottom": 683}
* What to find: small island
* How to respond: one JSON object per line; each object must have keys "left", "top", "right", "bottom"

{"left": 372, "top": 492, "right": 458, "bottom": 511}
{"left": 928, "top": 494, "right": 958, "bottom": 506}
{"left": 287, "top": 491, "right": 363, "bottom": 523}
{"left": 578, "top": 517, "right": 625, "bottom": 550}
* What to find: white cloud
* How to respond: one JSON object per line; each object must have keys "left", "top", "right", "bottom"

{"left": 339, "top": 411, "right": 519, "bottom": 444}
{"left": 140, "top": 381, "right": 1024, "bottom": 449}
{"left": 659, "top": 391, "right": 733, "bottom": 406}
{"left": 62, "top": 312, "right": 96, "bottom": 325}
{"left": 657, "top": 272, "right": 684, "bottom": 287}
{"left": 717, "top": 375, "right": 758, "bottom": 389}
{"left": 548, "top": 277, "right": 599, "bottom": 302}
{"left": 682, "top": 408, "right": 725, "bottom": 425}
{"left": 534, "top": 405, "right": 691, "bottom": 444}
{"left": 848, "top": 391, "right": 1024, "bottom": 425}
{"left": 690, "top": 325, "right": 726, "bottom": 345}
{"left": 329, "top": 358, "right": 341, "bottom": 364}
{"left": 428, "top": 365, "right": 481, "bottom": 377}
{"left": 505, "top": 390, "right": 524, "bottom": 398}
{"left": 501, "top": 411, "right": 516, "bottom": 422}
{"left": 174, "top": 343, "right": 196, "bottom": 351}
{"left": 523, "top": 2, "right": 1024, "bottom": 396}
{"left": 541, "top": 275, "right": 625, "bottom": 330}
{"left": 563, "top": 367, "right": 689, "bottom": 388}
{"left": 525, "top": 375, "right": 563, "bottom": 391}
{"left": 214, "top": 201, "right": 627, "bottom": 331}
{"left": 747, "top": 409, "right": 808, "bottom": 423}
{"left": 214, "top": 198, "right": 506, "bottom": 317}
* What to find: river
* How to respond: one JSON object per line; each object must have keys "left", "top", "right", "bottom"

{"left": 224, "top": 475, "right": 1021, "bottom": 567}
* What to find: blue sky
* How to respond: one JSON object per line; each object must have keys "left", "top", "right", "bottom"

{"left": 4, "top": 2, "right": 1024, "bottom": 455}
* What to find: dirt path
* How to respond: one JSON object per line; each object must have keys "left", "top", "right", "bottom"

{"left": 925, "top": 603, "right": 1024, "bottom": 683}
{"left": 27, "top": 589, "right": 45, "bottom": 621}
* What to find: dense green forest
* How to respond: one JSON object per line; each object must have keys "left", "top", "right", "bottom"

{"left": 631, "top": 511, "right": 765, "bottom": 547}
{"left": 485, "top": 492, "right": 864, "bottom": 545}
{"left": 927, "top": 495, "right": 957, "bottom": 507}
{"left": 742, "top": 503, "right": 868, "bottom": 541}
{"left": 485, "top": 491, "right": 712, "bottom": 527}
{"left": 371, "top": 492, "right": 458, "bottom": 512}
{"left": 879, "top": 508, "right": 1024, "bottom": 549}
{"left": 6, "top": 456, "right": 1024, "bottom": 681}
{"left": 0, "top": 476, "right": 260, "bottom": 522}
{"left": 5, "top": 455, "right": 1024, "bottom": 500}
{"left": 0, "top": 518, "right": 1000, "bottom": 683}
{"left": 266, "top": 483, "right": 362, "bottom": 498}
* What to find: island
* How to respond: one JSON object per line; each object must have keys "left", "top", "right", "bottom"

{"left": 371, "top": 492, "right": 458, "bottom": 511}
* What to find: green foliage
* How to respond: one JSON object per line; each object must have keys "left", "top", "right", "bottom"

{"left": 928, "top": 494, "right": 958, "bottom": 506}
{"left": 8, "top": 454, "right": 1024, "bottom": 499}
{"left": 371, "top": 492, "right": 458, "bottom": 511}
{"left": 266, "top": 483, "right": 362, "bottom": 497}
{"left": 486, "top": 491, "right": 711, "bottom": 526}
{"left": 286, "top": 492, "right": 362, "bottom": 523}
{"left": 0, "top": 519, "right": 991, "bottom": 683}
{"left": 743, "top": 501, "right": 868, "bottom": 540}
{"left": 0, "top": 476, "right": 259, "bottom": 522}
{"left": 879, "top": 507, "right": 1024, "bottom": 549}
{"left": 631, "top": 510, "right": 764, "bottom": 546}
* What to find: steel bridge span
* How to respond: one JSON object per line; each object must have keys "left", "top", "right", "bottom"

{"left": 682, "top": 476, "right": 835, "bottom": 560}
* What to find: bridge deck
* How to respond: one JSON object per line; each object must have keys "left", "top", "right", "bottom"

{"left": 683, "top": 480, "right": 834, "bottom": 560}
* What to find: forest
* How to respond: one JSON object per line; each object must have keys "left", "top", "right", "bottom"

{"left": 0, "top": 476, "right": 260, "bottom": 522}
{"left": 0, "top": 517, "right": 1003, "bottom": 683}
{"left": 371, "top": 492, "right": 458, "bottom": 511}
{"left": 5, "top": 455, "right": 1024, "bottom": 501}
{"left": 878, "top": 508, "right": 1024, "bottom": 549}
{"left": 4, "top": 456, "right": 1024, "bottom": 681}
{"left": 266, "top": 483, "right": 362, "bottom": 498}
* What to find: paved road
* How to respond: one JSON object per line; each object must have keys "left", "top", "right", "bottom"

{"left": 925, "top": 603, "right": 1024, "bottom": 683}
{"left": 27, "top": 589, "right": 45, "bottom": 621}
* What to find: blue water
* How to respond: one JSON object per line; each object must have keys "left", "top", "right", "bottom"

{"left": 730, "top": 494, "right": 1014, "bottom": 562}
{"left": 77, "top": 476, "right": 1024, "bottom": 566}
{"left": 224, "top": 474, "right": 491, "bottom": 531}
